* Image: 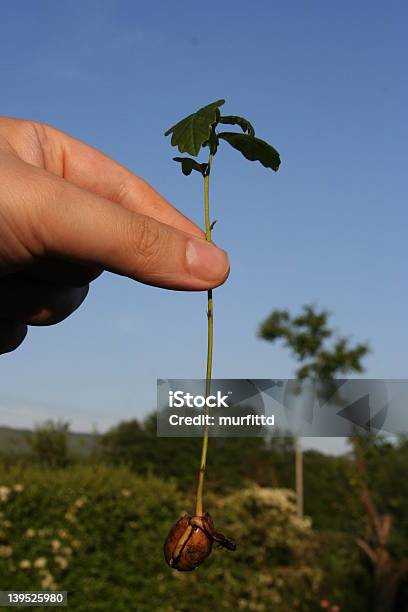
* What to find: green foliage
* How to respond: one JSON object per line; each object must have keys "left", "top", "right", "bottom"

{"left": 302, "top": 450, "right": 360, "bottom": 532}
{"left": 218, "top": 115, "right": 255, "bottom": 137}
{"left": 99, "top": 417, "right": 294, "bottom": 495}
{"left": 318, "top": 532, "right": 371, "bottom": 612}
{"left": 173, "top": 157, "right": 208, "bottom": 176}
{"left": 0, "top": 464, "right": 181, "bottom": 611}
{"left": 350, "top": 436, "right": 408, "bottom": 559}
{"left": 0, "top": 464, "right": 322, "bottom": 611}
{"left": 99, "top": 418, "right": 202, "bottom": 495}
{"left": 169, "top": 487, "right": 322, "bottom": 612}
{"left": 25, "top": 420, "right": 71, "bottom": 468}
{"left": 259, "top": 304, "right": 369, "bottom": 379}
{"left": 164, "top": 99, "right": 225, "bottom": 156}
{"left": 2, "top": 429, "right": 408, "bottom": 610}
{"left": 218, "top": 132, "right": 281, "bottom": 171}
{"left": 165, "top": 98, "right": 281, "bottom": 174}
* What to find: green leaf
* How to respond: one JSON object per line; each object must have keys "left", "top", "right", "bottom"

{"left": 173, "top": 157, "right": 208, "bottom": 177}
{"left": 218, "top": 132, "right": 281, "bottom": 171}
{"left": 218, "top": 115, "right": 255, "bottom": 137}
{"left": 164, "top": 99, "right": 225, "bottom": 156}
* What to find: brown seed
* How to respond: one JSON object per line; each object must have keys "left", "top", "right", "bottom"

{"left": 164, "top": 512, "right": 236, "bottom": 572}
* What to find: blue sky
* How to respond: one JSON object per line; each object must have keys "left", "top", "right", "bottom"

{"left": 0, "top": 1, "right": 407, "bottom": 454}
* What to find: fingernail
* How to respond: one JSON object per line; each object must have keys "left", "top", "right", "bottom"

{"left": 186, "top": 238, "right": 230, "bottom": 282}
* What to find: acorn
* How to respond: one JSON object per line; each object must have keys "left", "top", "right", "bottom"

{"left": 164, "top": 512, "right": 236, "bottom": 571}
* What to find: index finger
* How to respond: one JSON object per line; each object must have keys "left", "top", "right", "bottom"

{"left": 36, "top": 122, "right": 204, "bottom": 238}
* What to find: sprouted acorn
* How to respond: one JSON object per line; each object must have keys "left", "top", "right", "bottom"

{"left": 164, "top": 513, "right": 236, "bottom": 572}
{"left": 163, "top": 100, "right": 280, "bottom": 571}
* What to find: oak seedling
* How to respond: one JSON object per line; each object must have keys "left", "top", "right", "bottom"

{"left": 163, "top": 99, "right": 281, "bottom": 571}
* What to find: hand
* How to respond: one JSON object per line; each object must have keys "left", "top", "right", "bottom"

{"left": 0, "top": 117, "right": 229, "bottom": 354}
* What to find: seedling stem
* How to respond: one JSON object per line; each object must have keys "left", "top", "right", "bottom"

{"left": 195, "top": 151, "right": 213, "bottom": 516}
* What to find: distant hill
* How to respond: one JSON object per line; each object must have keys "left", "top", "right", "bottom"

{"left": 0, "top": 425, "right": 98, "bottom": 456}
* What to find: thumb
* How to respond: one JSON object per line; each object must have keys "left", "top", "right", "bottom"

{"left": 35, "top": 175, "right": 230, "bottom": 291}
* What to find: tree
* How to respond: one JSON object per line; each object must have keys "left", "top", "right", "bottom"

{"left": 258, "top": 304, "right": 369, "bottom": 516}
{"left": 26, "top": 420, "right": 71, "bottom": 468}
{"left": 352, "top": 435, "right": 408, "bottom": 612}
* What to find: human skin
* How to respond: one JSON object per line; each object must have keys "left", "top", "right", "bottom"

{"left": 0, "top": 117, "right": 230, "bottom": 354}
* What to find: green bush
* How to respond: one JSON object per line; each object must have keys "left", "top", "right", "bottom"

{"left": 0, "top": 464, "right": 322, "bottom": 611}
{"left": 0, "top": 464, "right": 180, "bottom": 611}
{"left": 25, "top": 420, "right": 71, "bottom": 468}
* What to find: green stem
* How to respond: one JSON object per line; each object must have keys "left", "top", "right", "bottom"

{"left": 195, "top": 152, "right": 213, "bottom": 517}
